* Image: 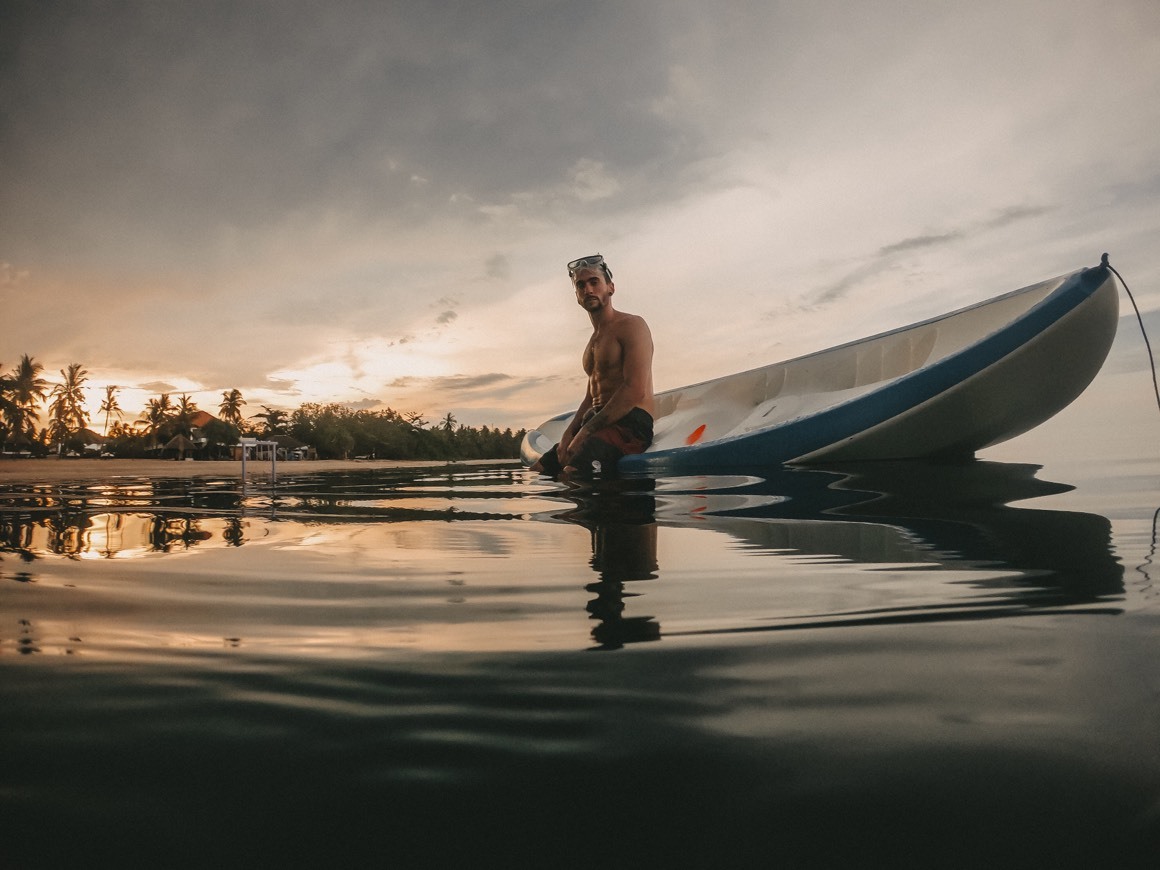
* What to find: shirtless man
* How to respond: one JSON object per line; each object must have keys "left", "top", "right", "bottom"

{"left": 533, "top": 254, "right": 656, "bottom": 477}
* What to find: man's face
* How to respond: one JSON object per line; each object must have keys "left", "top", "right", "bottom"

{"left": 573, "top": 268, "right": 613, "bottom": 311}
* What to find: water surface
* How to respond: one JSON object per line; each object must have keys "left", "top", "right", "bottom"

{"left": 2, "top": 458, "right": 1158, "bottom": 866}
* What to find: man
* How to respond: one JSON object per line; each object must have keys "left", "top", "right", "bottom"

{"left": 533, "top": 254, "right": 656, "bottom": 477}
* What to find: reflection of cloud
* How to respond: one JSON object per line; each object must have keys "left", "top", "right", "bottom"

{"left": 436, "top": 310, "right": 458, "bottom": 324}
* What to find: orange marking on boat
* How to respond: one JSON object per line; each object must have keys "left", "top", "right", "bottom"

{"left": 685, "top": 424, "right": 707, "bottom": 445}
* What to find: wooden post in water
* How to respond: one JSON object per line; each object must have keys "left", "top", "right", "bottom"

{"left": 239, "top": 438, "right": 278, "bottom": 493}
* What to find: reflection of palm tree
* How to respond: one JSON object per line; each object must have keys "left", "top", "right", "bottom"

{"left": 99, "top": 385, "right": 124, "bottom": 436}
{"left": 48, "top": 363, "right": 90, "bottom": 451}
{"left": 219, "top": 389, "right": 246, "bottom": 427}
{"left": 99, "top": 513, "right": 124, "bottom": 558}
{"left": 147, "top": 515, "right": 170, "bottom": 552}
{"left": 223, "top": 517, "right": 246, "bottom": 547}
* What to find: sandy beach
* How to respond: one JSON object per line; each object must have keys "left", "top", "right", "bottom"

{"left": 0, "top": 457, "right": 519, "bottom": 484}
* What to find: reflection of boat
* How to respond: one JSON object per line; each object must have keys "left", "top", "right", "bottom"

{"left": 680, "top": 461, "right": 1124, "bottom": 599}
{"left": 522, "top": 261, "right": 1119, "bottom": 473}
{"left": 546, "top": 460, "right": 1125, "bottom": 640}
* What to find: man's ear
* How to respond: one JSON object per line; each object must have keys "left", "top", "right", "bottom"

{"left": 608, "top": 281, "right": 615, "bottom": 294}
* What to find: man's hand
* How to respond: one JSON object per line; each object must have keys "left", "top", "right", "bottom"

{"left": 560, "top": 427, "right": 589, "bottom": 465}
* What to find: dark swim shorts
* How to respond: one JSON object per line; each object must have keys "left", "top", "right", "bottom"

{"left": 537, "top": 407, "right": 654, "bottom": 477}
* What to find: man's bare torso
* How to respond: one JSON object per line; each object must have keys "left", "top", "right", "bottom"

{"left": 583, "top": 311, "right": 656, "bottom": 418}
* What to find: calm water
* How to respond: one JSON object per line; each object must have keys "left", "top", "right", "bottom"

{"left": 2, "top": 457, "right": 1158, "bottom": 867}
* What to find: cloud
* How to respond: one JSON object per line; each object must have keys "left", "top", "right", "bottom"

{"left": 391, "top": 372, "right": 560, "bottom": 399}
{"left": 568, "top": 159, "right": 621, "bottom": 202}
{"left": 137, "top": 381, "right": 179, "bottom": 394}
{"left": 485, "top": 254, "right": 510, "bottom": 281}
{"left": 811, "top": 261, "right": 902, "bottom": 307}
{"left": 344, "top": 397, "right": 384, "bottom": 411}
{"left": 809, "top": 203, "right": 1061, "bottom": 305}
{"left": 878, "top": 233, "right": 965, "bottom": 257}
{"left": 435, "top": 373, "right": 514, "bottom": 392}
{"left": 0, "top": 262, "right": 31, "bottom": 288}
{"left": 3, "top": 1, "right": 1159, "bottom": 434}
{"left": 982, "top": 205, "right": 1055, "bottom": 229}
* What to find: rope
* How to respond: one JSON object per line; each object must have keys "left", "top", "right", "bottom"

{"left": 1102, "top": 253, "right": 1160, "bottom": 416}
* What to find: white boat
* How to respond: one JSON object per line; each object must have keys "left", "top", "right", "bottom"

{"left": 521, "top": 259, "right": 1119, "bottom": 473}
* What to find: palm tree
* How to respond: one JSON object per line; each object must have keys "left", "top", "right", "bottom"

{"left": 252, "top": 405, "right": 288, "bottom": 436}
{"left": 47, "top": 363, "right": 90, "bottom": 452}
{"left": 174, "top": 393, "right": 199, "bottom": 436}
{"left": 0, "top": 363, "right": 16, "bottom": 452}
{"left": 218, "top": 389, "right": 246, "bottom": 427}
{"left": 142, "top": 393, "right": 175, "bottom": 442}
{"left": 99, "top": 385, "right": 124, "bottom": 436}
{"left": 8, "top": 354, "right": 48, "bottom": 441}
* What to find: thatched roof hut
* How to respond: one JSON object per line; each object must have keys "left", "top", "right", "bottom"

{"left": 164, "top": 434, "right": 199, "bottom": 458}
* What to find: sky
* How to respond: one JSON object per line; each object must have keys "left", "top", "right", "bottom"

{"left": 3, "top": 0, "right": 1160, "bottom": 436}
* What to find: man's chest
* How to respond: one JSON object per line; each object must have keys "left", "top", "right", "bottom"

{"left": 583, "top": 332, "right": 623, "bottom": 374}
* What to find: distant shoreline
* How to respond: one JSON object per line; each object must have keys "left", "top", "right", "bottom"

{"left": 0, "top": 457, "right": 521, "bottom": 484}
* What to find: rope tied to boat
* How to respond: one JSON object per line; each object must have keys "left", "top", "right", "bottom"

{"left": 1102, "top": 253, "right": 1160, "bottom": 417}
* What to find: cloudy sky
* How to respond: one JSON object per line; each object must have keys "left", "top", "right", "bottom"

{"left": 3, "top": 0, "right": 1159, "bottom": 434}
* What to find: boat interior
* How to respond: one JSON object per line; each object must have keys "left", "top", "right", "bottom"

{"left": 647, "top": 276, "right": 1067, "bottom": 451}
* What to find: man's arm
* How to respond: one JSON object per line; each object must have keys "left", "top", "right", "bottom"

{"left": 558, "top": 387, "right": 594, "bottom": 458}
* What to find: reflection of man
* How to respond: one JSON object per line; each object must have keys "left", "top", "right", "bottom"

{"left": 557, "top": 479, "right": 660, "bottom": 650}
{"left": 533, "top": 254, "right": 656, "bottom": 478}
{"left": 587, "top": 519, "right": 661, "bottom": 650}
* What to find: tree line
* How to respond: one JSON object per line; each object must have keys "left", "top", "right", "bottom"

{"left": 0, "top": 354, "right": 525, "bottom": 461}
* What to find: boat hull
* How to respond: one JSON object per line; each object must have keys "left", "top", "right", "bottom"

{"left": 522, "top": 262, "right": 1119, "bottom": 473}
